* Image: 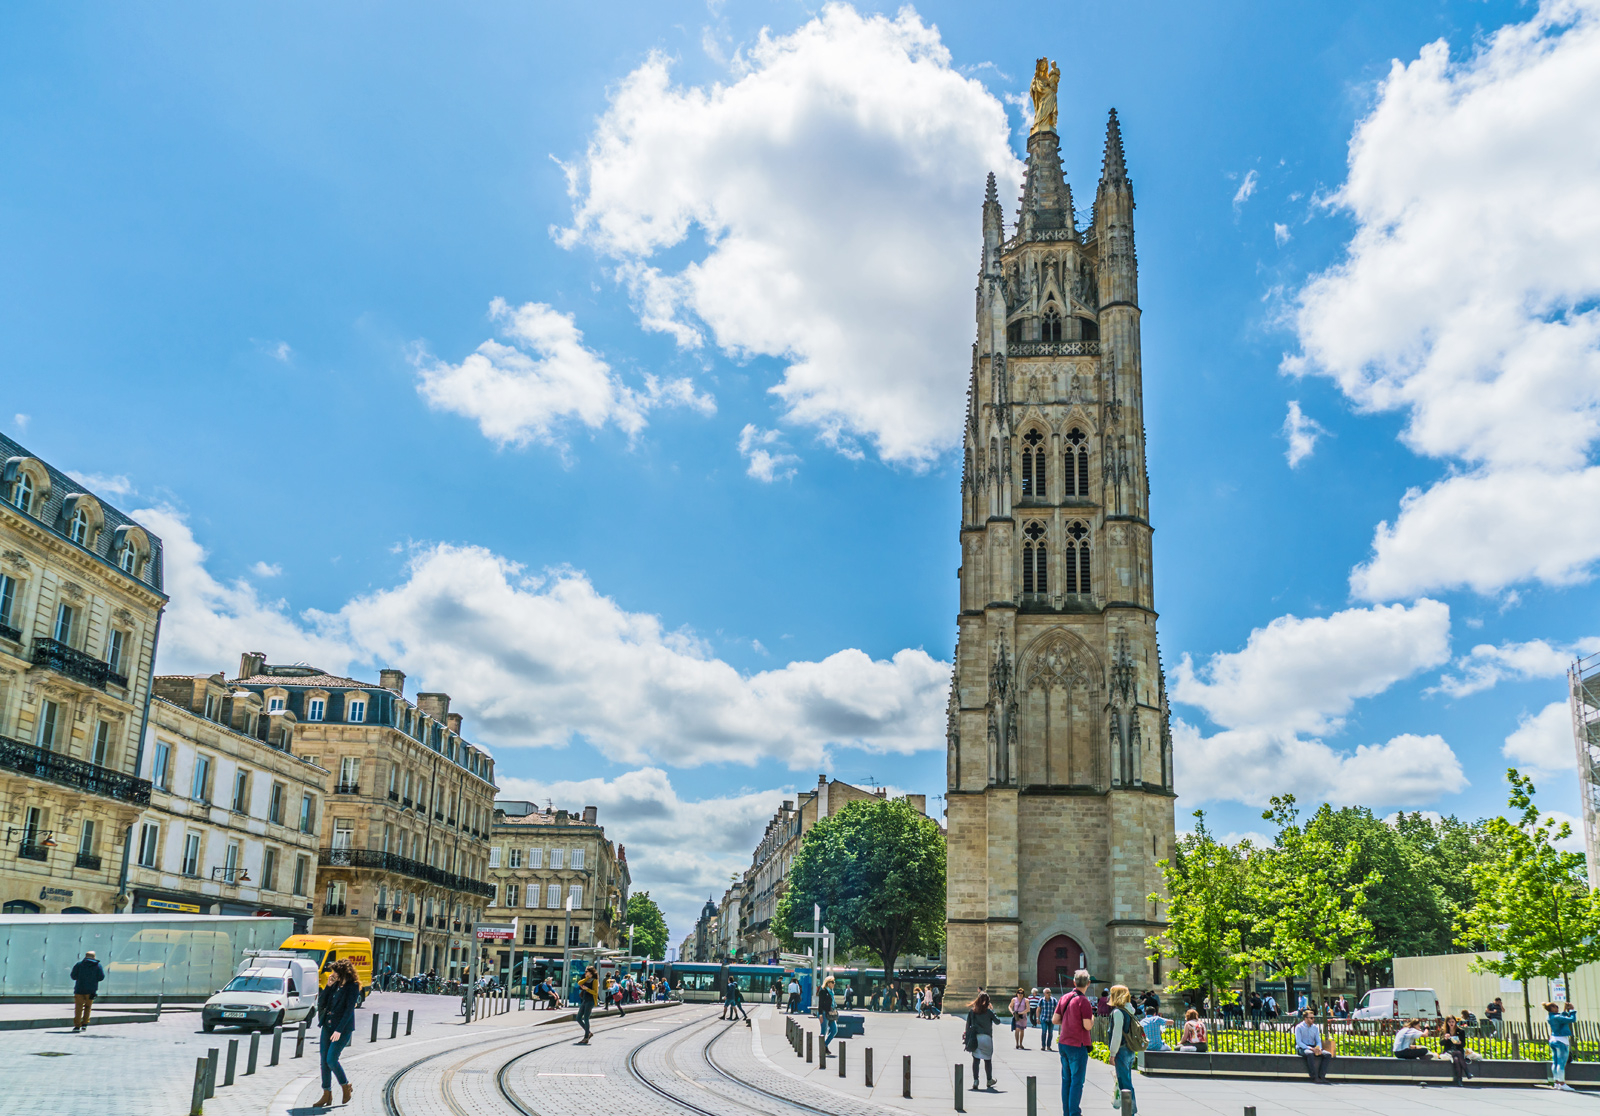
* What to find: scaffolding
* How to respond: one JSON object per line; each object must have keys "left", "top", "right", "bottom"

{"left": 1568, "top": 651, "right": 1600, "bottom": 886}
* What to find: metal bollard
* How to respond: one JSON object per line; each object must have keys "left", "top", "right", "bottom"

{"left": 294, "top": 1019, "right": 306, "bottom": 1058}
{"left": 371, "top": 1012, "right": 380, "bottom": 1042}
{"left": 205, "top": 1048, "right": 219, "bottom": 1099}
{"left": 391, "top": 1011, "right": 399, "bottom": 1038}
{"left": 406, "top": 1009, "right": 414, "bottom": 1036}
{"left": 270, "top": 1024, "right": 282, "bottom": 1066}
{"left": 820, "top": 1041, "right": 828, "bottom": 1071}
{"left": 1027, "top": 1076, "right": 1037, "bottom": 1116}
{"left": 955, "top": 1064, "right": 964, "bottom": 1112}
{"left": 189, "top": 1056, "right": 208, "bottom": 1116}
{"left": 224, "top": 1038, "right": 238, "bottom": 1087}
{"left": 806, "top": 1030, "right": 814, "bottom": 1063}
{"left": 1244, "top": 1109, "right": 1256, "bottom": 1116}
{"left": 247, "top": 1031, "right": 260, "bottom": 1076}
{"left": 903, "top": 1054, "right": 912, "bottom": 1099}
{"left": 839, "top": 1042, "right": 847, "bottom": 1078}
{"left": 1121, "top": 1094, "right": 1132, "bottom": 1116}
{"left": 155, "top": 994, "right": 164, "bottom": 1015}
{"left": 866, "top": 1047, "right": 874, "bottom": 1087}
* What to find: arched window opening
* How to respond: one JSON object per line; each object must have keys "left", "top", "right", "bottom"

{"left": 1006, "top": 319, "right": 1023, "bottom": 343}
{"left": 1020, "top": 429, "right": 1046, "bottom": 497}
{"left": 1022, "top": 521, "right": 1047, "bottom": 595}
{"left": 69, "top": 508, "right": 89, "bottom": 545}
{"left": 119, "top": 545, "right": 138, "bottom": 573}
{"left": 1042, "top": 307, "right": 1062, "bottom": 342}
{"left": 1065, "top": 429, "right": 1090, "bottom": 497}
{"left": 1081, "top": 317, "right": 1100, "bottom": 341}
{"left": 13, "top": 472, "right": 33, "bottom": 514}
{"left": 1064, "top": 521, "right": 1090, "bottom": 594}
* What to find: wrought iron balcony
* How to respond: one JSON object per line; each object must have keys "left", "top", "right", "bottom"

{"left": 334, "top": 782, "right": 360, "bottom": 795}
{"left": 388, "top": 791, "right": 399, "bottom": 802}
{"left": 324, "top": 901, "right": 347, "bottom": 916}
{"left": 315, "top": 846, "right": 496, "bottom": 898}
{"left": 75, "top": 852, "right": 101, "bottom": 870}
{"left": 0, "top": 621, "right": 21, "bottom": 643}
{"left": 0, "top": 733, "right": 152, "bottom": 805}
{"left": 401, "top": 797, "right": 412, "bottom": 808}
{"left": 31, "top": 637, "right": 127, "bottom": 690}
{"left": 406, "top": 912, "right": 415, "bottom": 924}
{"left": 18, "top": 840, "right": 49, "bottom": 862}
{"left": 376, "top": 906, "right": 389, "bottom": 920}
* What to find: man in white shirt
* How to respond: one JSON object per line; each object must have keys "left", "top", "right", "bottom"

{"left": 786, "top": 977, "right": 801, "bottom": 1014}
{"left": 1293, "top": 1009, "right": 1332, "bottom": 1082}
{"left": 1393, "top": 1020, "right": 1432, "bottom": 1060}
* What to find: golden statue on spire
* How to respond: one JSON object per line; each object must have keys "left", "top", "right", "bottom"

{"left": 1029, "top": 57, "right": 1060, "bottom": 135}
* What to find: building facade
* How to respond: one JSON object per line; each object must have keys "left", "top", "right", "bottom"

{"left": 129, "top": 677, "right": 326, "bottom": 929}
{"left": 946, "top": 85, "right": 1175, "bottom": 999}
{"left": 485, "top": 801, "right": 630, "bottom": 979}
{"left": 0, "top": 434, "right": 163, "bottom": 914}
{"left": 229, "top": 655, "right": 497, "bottom": 979}
{"left": 741, "top": 775, "right": 927, "bottom": 961}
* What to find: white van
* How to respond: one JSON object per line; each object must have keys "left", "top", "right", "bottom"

{"left": 200, "top": 951, "right": 319, "bottom": 1033}
{"left": 1352, "top": 987, "right": 1441, "bottom": 1023}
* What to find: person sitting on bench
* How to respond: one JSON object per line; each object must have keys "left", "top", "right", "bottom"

{"left": 1393, "top": 1020, "right": 1433, "bottom": 1060}
{"left": 1293, "top": 1009, "right": 1332, "bottom": 1082}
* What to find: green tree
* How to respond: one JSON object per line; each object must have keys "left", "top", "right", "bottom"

{"left": 625, "top": 891, "right": 670, "bottom": 960}
{"left": 1459, "top": 769, "right": 1600, "bottom": 1028}
{"left": 773, "top": 797, "right": 945, "bottom": 984}
{"left": 1147, "top": 810, "right": 1256, "bottom": 1009}
{"left": 1250, "top": 797, "right": 1384, "bottom": 1009}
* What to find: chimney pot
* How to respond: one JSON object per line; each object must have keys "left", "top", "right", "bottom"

{"left": 582, "top": 806, "right": 598, "bottom": 825}
{"left": 417, "top": 692, "right": 450, "bottom": 720}
{"left": 378, "top": 669, "right": 406, "bottom": 696}
{"left": 446, "top": 712, "right": 462, "bottom": 735}
{"left": 239, "top": 651, "right": 266, "bottom": 679}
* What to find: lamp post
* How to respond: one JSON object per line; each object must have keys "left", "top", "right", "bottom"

{"left": 559, "top": 894, "right": 574, "bottom": 1005}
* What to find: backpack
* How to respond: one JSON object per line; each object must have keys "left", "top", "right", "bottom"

{"left": 1122, "top": 1008, "right": 1148, "bottom": 1052}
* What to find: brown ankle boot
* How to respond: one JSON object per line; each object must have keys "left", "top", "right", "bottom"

{"left": 342, "top": 1082, "right": 353, "bottom": 1104}
{"left": 314, "top": 1090, "right": 333, "bottom": 1108}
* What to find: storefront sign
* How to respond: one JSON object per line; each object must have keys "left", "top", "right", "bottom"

{"left": 146, "top": 899, "right": 202, "bottom": 913}
{"left": 39, "top": 887, "right": 72, "bottom": 901}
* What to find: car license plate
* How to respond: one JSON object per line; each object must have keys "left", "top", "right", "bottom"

{"left": 223, "top": 1012, "right": 247, "bottom": 1018}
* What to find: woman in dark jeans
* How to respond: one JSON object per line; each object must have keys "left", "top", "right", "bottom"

{"left": 315, "top": 959, "right": 361, "bottom": 1108}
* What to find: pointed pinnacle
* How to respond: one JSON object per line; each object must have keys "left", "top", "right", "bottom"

{"left": 984, "top": 171, "right": 998, "bottom": 206}
{"left": 1101, "top": 108, "right": 1127, "bottom": 183}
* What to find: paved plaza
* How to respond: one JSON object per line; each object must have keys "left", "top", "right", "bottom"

{"left": 0, "top": 997, "right": 1592, "bottom": 1116}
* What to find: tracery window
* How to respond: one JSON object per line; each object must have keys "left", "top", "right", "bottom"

{"left": 1042, "top": 307, "right": 1062, "bottom": 342}
{"left": 1020, "top": 429, "right": 1047, "bottom": 497}
{"left": 1063, "top": 521, "right": 1091, "bottom": 594}
{"left": 1065, "top": 428, "right": 1090, "bottom": 498}
{"left": 1022, "top": 520, "right": 1047, "bottom": 594}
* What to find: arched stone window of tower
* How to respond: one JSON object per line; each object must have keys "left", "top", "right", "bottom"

{"left": 1022, "top": 520, "right": 1047, "bottom": 595}
{"left": 1042, "top": 306, "right": 1062, "bottom": 343}
{"left": 1064, "top": 520, "right": 1090, "bottom": 594}
{"left": 1020, "top": 429, "right": 1046, "bottom": 497}
{"left": 1079, "top": 317, "right": 1100, "bottom": 341}
{"left": 1064, "top": 429, "right": 1090, "bottom": 498}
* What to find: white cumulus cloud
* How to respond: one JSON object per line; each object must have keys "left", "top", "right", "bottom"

{"left": 1281, "top": 400, "right": 1325, "bottom": 467}
{"left": 1171, "top": 600, "right": 1463, "bottom": 807}
{"left": 1286, "top": 1, "right": 1600, "bottom": 600}
{"left": 1433, "top": 636, "right": 1600, "bottom": 697}
{"left": 414, "top": 298, "right": 713, "bottom": 450}
{"left": 1504, "top": 700, "right": 1576, "bottom": 774}
{"left": 557, "top": 4, "right": 1022, "bottom": 465}
{"left": 737, "top": 424, "right": 800, "bottom": 481}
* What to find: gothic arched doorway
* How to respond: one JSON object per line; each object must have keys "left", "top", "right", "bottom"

{"left": 1037, "top": 934, "right": 1087, "bottom": 990}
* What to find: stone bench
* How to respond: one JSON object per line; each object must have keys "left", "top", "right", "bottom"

{"left": 1142, "top": 1049, "right": 1596, "bottom": 1087}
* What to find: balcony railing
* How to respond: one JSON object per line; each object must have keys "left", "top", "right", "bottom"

{"left": 31, "top": 637, "right": 127, "bottom": 690}
{"left": 406, "top": 912, "right": 415, "bottom": 924}
{"left": 388, "top": 791, "right": 399, "bottom": 802}
{"left": 1007, "top": 339, "right": 1100, "bottom": 358}
{"left": 0, "top": 621, "right": 21, "bottom": 643}
{"left": 324, "top": 901, "right": 347, "bottom": 917}
{"left": 434, "top": 811, "right": 444, "bottom": 821}
{"left": 334, "top": 783, "right": 360, "bottom": 795}
{"left": 18, "top": 841, "right": 49, "bottom": 862}
{"left": 75, "top": 852, "right": 102, "bottom": 870}
{"left": 376, "top": 906, "right": 389, "bottom": 920}
{"left": 0, "top": 733, "right": 152, "bottom": 805}
{"left": 401, "top": 797, "right": 412, "bottom": 808}
{"left": 316, "top": 847, "right": 496, "bottom": 898}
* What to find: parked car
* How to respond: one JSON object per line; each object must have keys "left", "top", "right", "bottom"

{"left": 1352, "top": 987, "right": 1441, "bottom": 1024}
{"left": 200, "top": 952, "right": 319, "bottom": 1033}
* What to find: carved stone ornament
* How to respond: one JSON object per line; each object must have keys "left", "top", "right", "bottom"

{"left": 1, "top": 549, "right": 30, "bottom": 571}
{"left": 62, "top": 581, "right": 86, "bottom": 600}
{"left": 114, "top": 608, "right": 134, "bottom": 624}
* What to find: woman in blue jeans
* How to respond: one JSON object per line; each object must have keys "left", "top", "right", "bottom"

{"left": 1106, "top": 985, "right": 1139, "bottom": 1115}
{"left": 819, "top": 976, "right": 839, "bottom": 1052}
{"left": 314, "top": 959, "right": 361, "bottom": 1108}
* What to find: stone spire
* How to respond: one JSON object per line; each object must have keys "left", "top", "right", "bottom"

{"left": 1099, "top": 108, "right": 1129, "bottom": 189}
{"left": 982, "top": 171, "right": 1004, "bottom": 275}
{"left": 1017, "top": 128, "right": 1076, "bottom": 238}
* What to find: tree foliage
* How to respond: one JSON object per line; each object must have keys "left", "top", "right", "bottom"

{"left": 773, "top": 797, "right": 946, "bottom": 981}
{"left": 625, "top": 891, "right": 670, "bottom": 960}
{"left": 1147, "top": 810, "right": 1256, "bottom": 1007}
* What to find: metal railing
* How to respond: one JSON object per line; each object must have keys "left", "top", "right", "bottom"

{"left": 0, "top": 622, "right": 21, "bottom": 643}
{"left": 334, "top": 783, "right": 360, "bottom": 795}
{"left": 31, "top": 637, "right": 127, "bottom": 690}
{"left": 323, "top": 901, "right": 347, "bottom": 916}
{"left": 75, "top": 852, "right": 101, "bottom": 870}
{"left": 18, "top": 841, "right": 49, "bottom": 862}
{"left": 316, "top": 847, "right": 495, "bottom": 897}
{"left": 0, "top": 733, "right": 153, "bottom": 805}
{"left": 388, "top": 791, "right": 399, "bottom": 802}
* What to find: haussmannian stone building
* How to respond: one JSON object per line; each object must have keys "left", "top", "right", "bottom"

{"left": 229, "top": 655, "right": 498, "bottom": 979}
{"left": 0, "top": 433, "right": 163, "bottom": 914}
{"left": 945, "top": 86, "right": 1176, "bottom": 999}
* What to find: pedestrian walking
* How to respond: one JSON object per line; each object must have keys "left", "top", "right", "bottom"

{"left": 313, "top": 959, "right": 361, "bottom": 1109}
{"left": 576, "top": 966, "right": 600, "bottom": 1045}
{"left": 931, "top": 983, "right": 943, "bottom": 1018}
{"left": 1037, "top": 987, "right": 1057, "bottom": 1051}
{"left": 1106, "top": 985, "right": 1144, "bottom": 1115}
{"left": 786, "top": 975, "right": 801, "bottom": 1014}
{"left": 1547, "top": 1000, "right": 1577, "bottom": 1091}
{"left": 69, "top": 950, "right": 105, "bottom": 1032}
{"left": 1009, "top": 988, "right": 1030, "bottom": 1049}
{"left": 1028, "top": 987, "right": 1041, "bottom": 1028}
{"left": 963, "top": 992, "right": 1001, "bottom": 1091}
{"left": 1054, "top": 970, "right": 1095, "bottom": 1116}
{"left": 818, "top": 976, "right": 839, "bottom": 1053}
{"left": 723, "top": 980, "right": 749, "bottom": 1024}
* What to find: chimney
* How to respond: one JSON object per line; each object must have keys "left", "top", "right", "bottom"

{"left": 417, "top": 692, "right": 450, "bottom": 720}
{"left": 446, "top": 713, "right": 462, "bottom": 735}
{"left": 379, "top": 668, "right": 406, "bottom": 696}
{"left": 239, "top": 651, "right": 266, "bottom": 679}
{"left": 582, "top": 806, "right": 597, "bottom": 825}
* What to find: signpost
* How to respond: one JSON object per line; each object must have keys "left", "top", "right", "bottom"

{"left": 465, "top": 921, "right": 515, "bottom": 1023}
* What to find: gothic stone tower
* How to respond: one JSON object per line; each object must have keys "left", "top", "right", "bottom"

{"left": 945, "top": 104, "right": 1176, "bottom": 1000}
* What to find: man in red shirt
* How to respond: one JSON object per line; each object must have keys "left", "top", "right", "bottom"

{"left": 1054, "top": 970, "right": 1095, "bottom": 1116}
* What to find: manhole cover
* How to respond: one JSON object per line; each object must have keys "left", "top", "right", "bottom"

{"left": 33, "top": 1052, "right": 72, "bottom": 1057}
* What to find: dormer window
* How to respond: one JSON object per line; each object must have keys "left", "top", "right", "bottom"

{"left": 268, "top": 696, "right": 285, "bottom": 713}
{"left": 348, "top": 698, "right": 366, "bottom": 723}
{"left": 13, "top": 472, "right": 33, "bottom": 514}
{"left": 119, "top": 546, "right": 137, "bottom": 573}
{"left": 307, "top": 698, "right": 325, "bottom": 722}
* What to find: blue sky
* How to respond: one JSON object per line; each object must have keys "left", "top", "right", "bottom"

{"left": 5, "top": 0, "right": 1598, "bottom": 937}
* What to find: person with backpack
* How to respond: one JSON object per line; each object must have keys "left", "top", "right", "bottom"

{"left": 1053, "top": 970, "right": 1095, "bottom": 1116}
{"left": 963, "top": 991, "right": 1001, "bottom": 1091}
{"left": 1106, "top": 985, "right": 1143, "bottom": 1115}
